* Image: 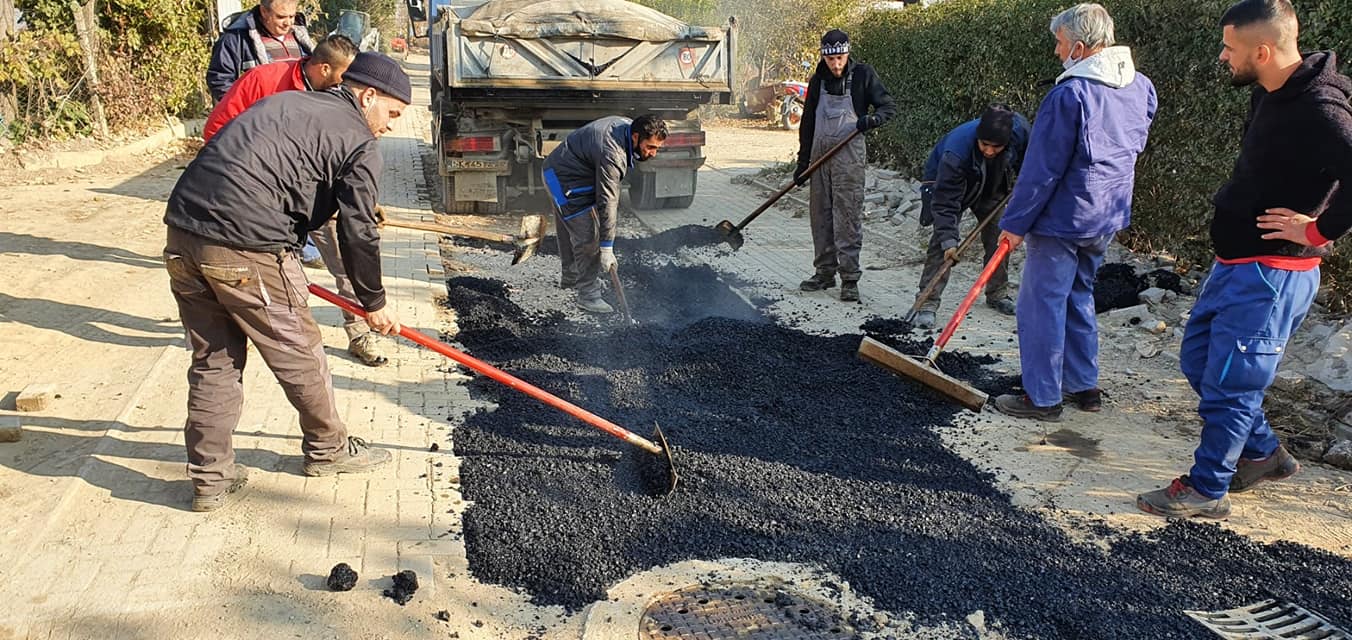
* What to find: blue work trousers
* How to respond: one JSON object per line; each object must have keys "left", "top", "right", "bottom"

{"left": 1180, "top": 261, "right": 1318, "bottom": 499}
{"left": 1016, "top": 233, "right": 1114, "bottom": 407}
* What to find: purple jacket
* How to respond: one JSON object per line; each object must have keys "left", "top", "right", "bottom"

{"left": 1000, "top": 46, "right": 1157, "bottom": 238}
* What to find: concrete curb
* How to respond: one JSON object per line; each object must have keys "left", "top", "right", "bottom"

{"left": 17, "top": 118, "right": 206, "bottom": 171}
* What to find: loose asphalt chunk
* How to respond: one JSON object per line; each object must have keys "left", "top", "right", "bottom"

{"left": 440, "top": 234, "right": 1352, "bottom": 639}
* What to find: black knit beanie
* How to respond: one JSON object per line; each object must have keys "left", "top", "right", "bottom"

{"left": 976, "top": 104, "right": 1015, "bottom": 146}
{"left": 343, "top": 51, "right": 413, "bottom": 105}
{"left": 821, "top": 29, "right": 850, "bottom": 56}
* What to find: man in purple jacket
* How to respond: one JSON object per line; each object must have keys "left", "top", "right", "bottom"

{"left": 992, "top": 3, "right": 1157, "bottom": 421}
{"left": 1138, "top": 0, "right": 1352, "bottom": 519}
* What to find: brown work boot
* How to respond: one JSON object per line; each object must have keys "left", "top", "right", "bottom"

{"left": 840, "top": 281, "right": 860, "bottom": 302}
{"left": 304, "top": 437, "right": 393, "bottom": 477}
{"left": 1230, "top": 445, "right": 1300, "bottom": 493}
{"left": 1062, "top": 388, "right": 1104, "bottom": 412}
{"left": 348, "top": 333, "right": 389, "bottom": 367}
{"left": 799, "top": 273, "right": 836, "bottom": 292}
{"left": 191, "top": 464, "right": 249, "bottom": 512}
{"left": 992, "top": 393, "right": 1063, "bottom": 422}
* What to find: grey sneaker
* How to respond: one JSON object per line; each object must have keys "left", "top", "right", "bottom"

{"left": 348, "top": 333, "right": 389, "bottom": 367}
{"left": 192, "top": 464, "right": 249, "bottom": 512}
{"left": 913, "top": 309, "right": 938, "bottom": 330}
{"left": 576, "top": 294, "right": 614, "bottom": 314}
{"left": 302, "top": 256, "right": 327, "bottom": 270}
{"left": 992, "top": 393, "right": 1063, "bottom": 422}
{"left": 304, "top": 437, "right": 393, "bottom": 477}
{"left": 1137, "top": 475, "right": 1231, "bottom": 519}
{"left": 1230, "top": 445, "right": 1300, "bottom": 493}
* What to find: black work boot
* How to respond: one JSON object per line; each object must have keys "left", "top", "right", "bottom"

{"left": 1062, "top": 388, "right": 1104, "bottom": 412}
{"left": 1230, "top": 445, "right": 1300, "bottom": 493}
{"left": 840, "top": 281, "right": 859, "bottom": 302}
{"left": 799, "top": 273, "right": 836, "bottom": 292}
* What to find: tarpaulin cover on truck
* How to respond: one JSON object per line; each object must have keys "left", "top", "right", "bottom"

{"left": 459, "top": 0, "right": 724, "bottom": 42}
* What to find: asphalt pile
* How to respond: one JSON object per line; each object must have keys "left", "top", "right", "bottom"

{"left": 442, "top": 236, "right": 1352, "bottom": 638}
{"left": 1094, "top": 264, "right": 1189, "bottom": 313}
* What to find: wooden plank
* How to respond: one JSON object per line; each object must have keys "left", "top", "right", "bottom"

{"left": 857, "top": 337, "right": 988, "bottom": 412}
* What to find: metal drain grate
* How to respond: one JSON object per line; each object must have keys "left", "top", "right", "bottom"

{"left": 639, "top": 584, "right": 857, "bottom": 639}
{"left": 1186, "top": 599, "right": 1351, "bottom": 639}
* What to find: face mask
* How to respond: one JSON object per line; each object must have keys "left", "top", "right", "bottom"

{"left": 1062, "top": 43, "right": 1082, "bottom": 71}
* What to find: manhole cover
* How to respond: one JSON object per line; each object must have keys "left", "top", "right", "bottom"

{"left": 1186, "top": 599, "right": 1351, "bottom": 639}
{"left": 639, "top": 584, "right": 858, "bottom": 639}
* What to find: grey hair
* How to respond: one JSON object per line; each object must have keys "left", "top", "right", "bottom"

{"left": 1050, "top": 3, "right": 1116, "bottom": 49}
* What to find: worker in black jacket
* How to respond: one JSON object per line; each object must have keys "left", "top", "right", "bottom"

{"left": 793, "top": 29, "right": 897, "bottom": 302}
{"left": 1138, "top": 0, "right": 1352, "bottom": 519}
{"left": 162, "top": 52, "right": 410, "bottom": 512}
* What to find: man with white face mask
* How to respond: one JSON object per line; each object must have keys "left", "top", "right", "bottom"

{"left": 162, "top": 52, "right": 411, "bottom": 512}
{"left": 992, "top": 3, "right": 1157, "bottom": 422}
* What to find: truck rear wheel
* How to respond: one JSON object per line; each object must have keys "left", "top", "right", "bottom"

{"left": 660, "top": 195, "right": 695, "bottom": 209}
{"left": 442, "top": 175, "right": 508, "bottom": 214}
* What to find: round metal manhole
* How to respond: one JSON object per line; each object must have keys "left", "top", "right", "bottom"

{"left": 639, "top": 584, "right": 858, "bottom": 639}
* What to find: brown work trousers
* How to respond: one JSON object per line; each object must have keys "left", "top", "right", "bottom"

{"left": 308, "top": 220, "right": 370, "bottom": 341}
{"left": 164, "top": 226, "right": 347, "bottom": 494}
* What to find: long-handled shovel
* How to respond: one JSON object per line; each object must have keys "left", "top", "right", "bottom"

{"left": 308, "top": 283, "right": 679, "bottom": 495}
{"left": 858, "top": 238, "right": 1013, "bottom": 412}
{"left": 715, "top": 129, "right": 862, "bottom": 250}
{"left": 378, "top": 210, "right": 548, "bottom": 266}
{"left": 904, "top": 190, "right": 1014, "bottom": 323}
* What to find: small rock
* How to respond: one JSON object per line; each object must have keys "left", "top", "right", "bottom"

{"left": 1107, "top": 304, "right": 1153, "bottom": 327}
{"left": 1323, "top": 439, "right": 1352, "bottom": 470}
{"left": 1149, "top": 320, "right": 1168, "bottom": 335}
{"left": 1135, "top": 341, "right": 1161, "bottom": 359}
{"left": 383, "top": 570, "right": 419, "bottom": 605}
{"left": 435, "top": 610, "right": 451, "bottom": 622}
{"left": 1139, "top": 287, "right": 1168, "bottom": 306}
{"left": 863, "top": 192, "right": 886, "bottom": 205}
{"left": 967, "top": 609, "right": 988, "bottom": 633}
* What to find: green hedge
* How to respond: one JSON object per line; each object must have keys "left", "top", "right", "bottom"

{"left": 851, "top": 0, "right": 1352, "bottom": 308}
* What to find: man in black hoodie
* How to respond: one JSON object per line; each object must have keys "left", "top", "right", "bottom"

{"left": 1138, "top": 0, "right": 1352, "bottom": 519}
{"left": 794, "top": 29, "right": 896, "bottom": 302}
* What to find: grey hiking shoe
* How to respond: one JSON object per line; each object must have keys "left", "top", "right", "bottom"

{"left": 1137, "top": 475, "right": 1231, "bottom": 519}
{"left": 576, "top": 294, "right": 615, "bottom": 314}
{"left": 840, "top": 281, "right": 859, "bottom": 302}
{"left": 799, "top": 273, "right": 836, "bottom": 292}
{"left": 348, "top": 333, "right": 389, "bottom": 367}
{"left": 192, "top": 464, "right": 249, "bottom": 512}
{"left": 304, "top": 437, "right": 392, "bottom": 477}
{"left": 913, "top": 309, "right": 937, "bottom": 330}
{"left": 987, "top": 297, "right": 1016, "bottom": 316}
{"left": 992, "top": 393, "right": 1063, "bottom": 422}
{"left": 1230, "top": 445, "right": 1300, "bottom": 493}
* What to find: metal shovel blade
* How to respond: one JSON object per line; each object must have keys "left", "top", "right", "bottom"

{"left": 715, "top": 220, "right": 744, "bottom": 250}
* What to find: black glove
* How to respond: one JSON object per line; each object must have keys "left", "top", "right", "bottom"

{"left": 855, "top": 114, "right": 879, "bottom": 133}
{"left": 793, "top": 165, "right": 809, "bottom": 187}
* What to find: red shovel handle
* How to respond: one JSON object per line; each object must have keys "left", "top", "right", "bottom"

{"left": 930, "top": 238, "right": 1013, "bottom": 358}
{"left": 307, "top": 284, "right": 663, "bottom": 455}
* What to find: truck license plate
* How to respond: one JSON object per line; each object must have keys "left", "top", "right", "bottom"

{"left": 450, "top": 159, "right": 509, "bottom": 171}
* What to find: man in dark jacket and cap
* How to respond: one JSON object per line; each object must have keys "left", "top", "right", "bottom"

{"left": 1137, "top": 0, "right": 1352, "bottom": 519}
{"left": 163, "top": 52, "right": 412, "bottom": 512}
{"left": 207, "top": 0, "right": 317, "bottom": 103}
{"left": 794, "top": 29, "right": 897, "bottom": 302}
{"left": 913, "top": 104, "right": 1031, "bottom": 329}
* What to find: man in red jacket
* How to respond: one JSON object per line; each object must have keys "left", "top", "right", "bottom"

{"left": 202, "top": 42, "right": 394, "bottom": 367}
{"left": 203, "top": 34, "right": 357, "bottom": 142}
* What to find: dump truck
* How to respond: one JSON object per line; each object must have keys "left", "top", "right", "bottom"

{"left": 427, "top": 0, "right": 736, "bottom": 213}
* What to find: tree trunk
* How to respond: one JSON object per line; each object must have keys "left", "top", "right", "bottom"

{"left": 70, "top": 0, "right": 109, "bottom": 137}
{"left": 0, "top": 0, "right": 15, "bottom": 41}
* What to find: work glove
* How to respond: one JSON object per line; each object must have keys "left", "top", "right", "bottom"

{"left": 793, "top": 164, "right": 810, "bottom": 187}
{"left": 856, "top": 114, "right": 880, "bottom": 133}
{"left": 599, "top": 245, "right": 618, "bottom": 273}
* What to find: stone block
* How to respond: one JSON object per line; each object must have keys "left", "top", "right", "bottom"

{"left": 15, "top": 383, "right": 56, "bottom": 412}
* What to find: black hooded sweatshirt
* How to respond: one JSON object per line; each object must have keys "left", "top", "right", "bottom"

{"left": 1211, "top": 51, "right": 1352, "bottom": 261}
{"left": 795, "top": 58, "right": 897, "bottom": 175}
